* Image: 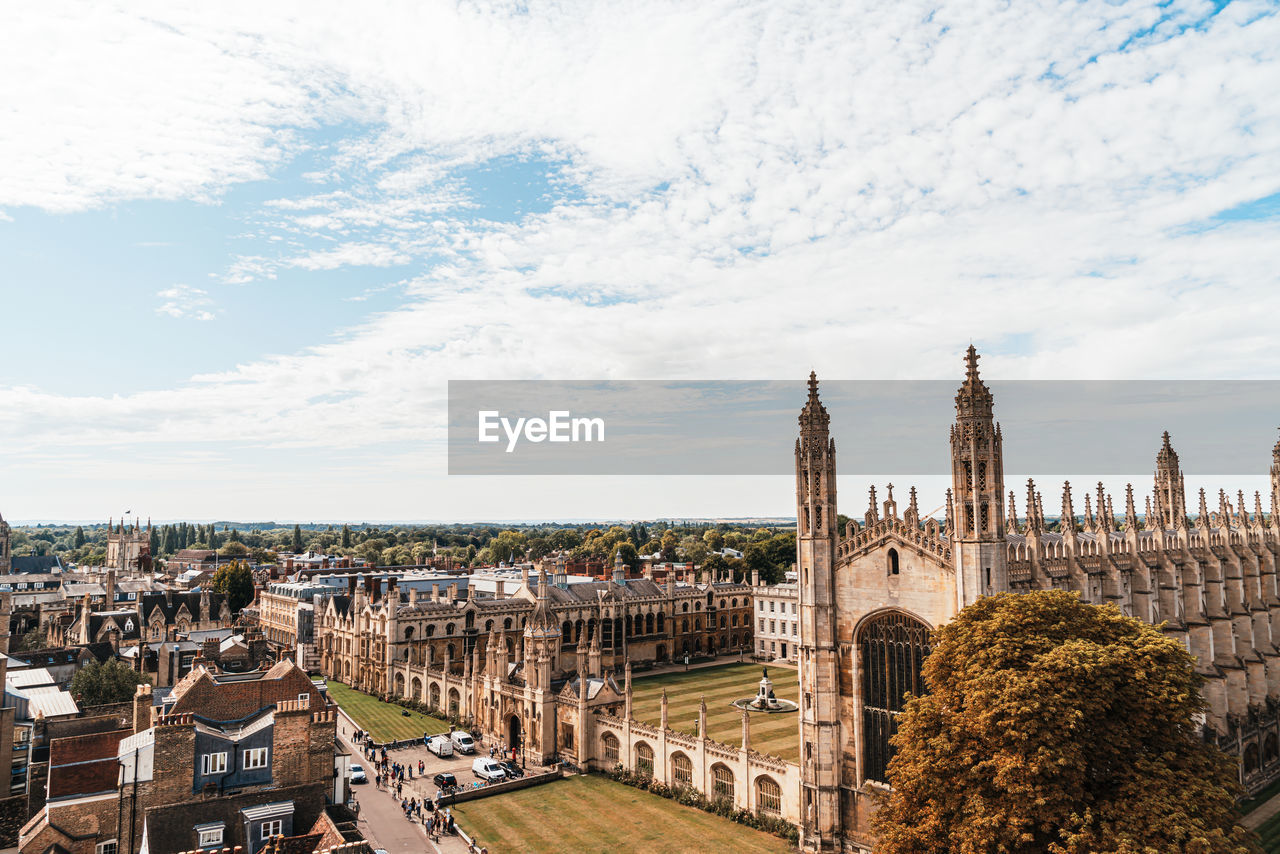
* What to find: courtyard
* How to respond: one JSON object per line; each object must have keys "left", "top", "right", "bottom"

{"left": 631, "top": 662, "right": 800, "bottom": 763}
{"left": 452, "top": 773, "right": 794, "bottom": 854}
{"left": 326, "top": 679, "right": 452, "bottom": 742}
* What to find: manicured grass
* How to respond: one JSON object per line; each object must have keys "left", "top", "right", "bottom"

{"left": 1258, "top": 810, "right": 1280, "bottom": 853}
{"left": 453, "top": 774, "right": 793, "bottom": 854}
{"left": 325, "top": 680, "right": 451, "bottom": 742}
{"left": 631, "top": 662, "right": 800, "bottom": 762}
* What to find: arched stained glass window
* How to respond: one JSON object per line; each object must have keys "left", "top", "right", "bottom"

{"left": 860, "top": 611, "right": 930, "bottom": 784}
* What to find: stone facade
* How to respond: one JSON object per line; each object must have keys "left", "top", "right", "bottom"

{"left": 796, "top": 348, "right": 1280, "bottom": 852}
{"left": 316, "top": 557, "right": 752, "bottom": 699}
{"left": 106, "top": 519, "right": 152, "bottom": 572}
{"left": 751, "top": 578, "right": 799, "bottom": 663}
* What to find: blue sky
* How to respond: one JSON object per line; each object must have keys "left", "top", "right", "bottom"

{"left": 1, "top": 0, "right": 1278, "bottom": 522}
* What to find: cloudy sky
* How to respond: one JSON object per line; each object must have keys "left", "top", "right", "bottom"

{"left": 2, "top": 0, "right": 1278, "bottom": 523}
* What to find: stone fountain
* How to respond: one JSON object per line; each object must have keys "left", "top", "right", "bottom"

{"left": 732, "top": 667, "right": 798, "bottom": 714}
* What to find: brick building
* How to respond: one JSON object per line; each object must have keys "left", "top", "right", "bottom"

{"left": 19, "top": 660, "right": 345, "bottom": 854}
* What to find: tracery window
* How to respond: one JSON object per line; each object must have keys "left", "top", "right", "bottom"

{"left": 860, "top": 611, "right": 930, "bottom": 784}
{"left": 671, "top": 753, "right": 693, "bottom": 787}
{"left": 635, "top": 742, "right": 654, "bottom": 778}
{"left": 602, "top": 732, "right": 620, "bottom": 764}
{"left": 755, "top": 776, "right": 782, "bottom": 816}
{"left": 711, "top": 764, "right": 735, "bottom": 801}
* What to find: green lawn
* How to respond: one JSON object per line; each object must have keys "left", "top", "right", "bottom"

{"left": 1257, "top": 811, "right": 1280, "bottom": 853}
{"left": 325, "top": 680, "right": 451, "bottom": 742}
{"left": 453, "top": 774, "right": 793, "bottom": 854}
{"left": 631, "top": 663, "right": 799, "bottom": 762}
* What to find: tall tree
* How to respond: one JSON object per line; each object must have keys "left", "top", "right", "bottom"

{"left": 70, "top": 659, "right": 150, "bottom": 707}
{"left": 73, "top": 525, "right": 86, "bottom": 548}
{"left": 872, "top": 590, "right": 1259, "bottom": 854}
{"left": 341, "top": 524, "right": 352, "bottom": 548}
{"left": 209, "top": 560, "right": 255, "bottom": 612}
{"left": 292, "top": 524, "right": 303, "bottom": 553}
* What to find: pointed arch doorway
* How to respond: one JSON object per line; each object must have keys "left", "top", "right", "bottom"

{"left": 507, "top": 714, "right": 522, "bottom": 762}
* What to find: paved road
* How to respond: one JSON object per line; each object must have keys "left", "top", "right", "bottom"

{"left": 336, "top": 710, "right": 473, "bottom": 854}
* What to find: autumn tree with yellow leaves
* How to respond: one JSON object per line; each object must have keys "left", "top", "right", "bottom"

{"left": 873, "top": 590, "right": 1259, "bottom": 854}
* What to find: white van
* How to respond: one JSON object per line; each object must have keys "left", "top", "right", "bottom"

{"left": 426, "top": 735, "right": 453, "bottom": 757}
{"left": 472, "top": 757, "right": 505, "bottom": 783}
{"left": 450, "top": 731, "right": 476, "bottom": 754}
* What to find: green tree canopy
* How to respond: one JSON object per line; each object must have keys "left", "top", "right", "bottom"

{"left": 873, "top": 590, "right": 1258, "bottom": 854}
{"left": 209, "top": 560, "right": 255, "bottom": 612}
{"left": 70, "top": 658, "right": 150, "bottom": 707}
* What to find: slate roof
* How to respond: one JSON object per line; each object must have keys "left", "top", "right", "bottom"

{"left": 11, "top": 555, "right": 63, "bottom": 574}
{"left": 542, "top": 577, "right": 666, "bottom": 603}
{"left": 140, "top": 590, "right": 230, "bottom": 623}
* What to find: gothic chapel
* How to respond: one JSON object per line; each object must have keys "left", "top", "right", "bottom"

{"left": 796, "top": 347, "right": 1280, "bottom": 852}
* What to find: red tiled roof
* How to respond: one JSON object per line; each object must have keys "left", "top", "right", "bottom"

{"left": 167, "top": 661, "right": 327, "bottom": 721}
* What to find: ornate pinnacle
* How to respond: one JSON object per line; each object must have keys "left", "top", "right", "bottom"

{"left": 798, "top": 371, "right": 830, "bottom": 434}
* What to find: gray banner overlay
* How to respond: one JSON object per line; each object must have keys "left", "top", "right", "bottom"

{"left": 447, "top": 380, "right": 1280, "bottom": 476}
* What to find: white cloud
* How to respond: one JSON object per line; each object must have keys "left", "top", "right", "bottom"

{"left": 154, "top": 285, "right": 217, "bottom": 321}
{"left": 2, "top": 0, "right": 1280, "bottom": 518}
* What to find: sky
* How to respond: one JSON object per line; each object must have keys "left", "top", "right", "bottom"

{"left": 1, "top": 0, "right": 1279, "bottom": 523}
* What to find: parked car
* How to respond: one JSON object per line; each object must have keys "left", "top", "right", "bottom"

{"left": 450, "top": 731, "right": 476, "bottom": 754}
{"left": 472, "top": 757, "right": 506, "bottom": 783}
{"left": 349, "top": 764, "right": 367, "bottom": 784}
{"left": 433, "top": 771, "right": 458, "bottom": 791}
{"left": 426, "top": 735, "right": 454, "bottom": 757}
{"left": 498, "top": 760, "right": 523, "bottom": 779}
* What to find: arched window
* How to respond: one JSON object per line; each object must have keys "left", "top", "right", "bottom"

{"left": 731, "top": 598, "right": 737, "bottom": 608}
{"left": 602, "top": 732, "right": 620, "bottom": 764}
{"left": 1266, "top": 733, "right": 1279, "bottom": 764}
{"left": 681, "top": 619, "right": 689, "bottom": 633}
{"left": 425, "top": 625, "right": 435, "bottom": 637}
{"left": 404, "top": 626, "right": 414, "bottom": 640}
{"left": 887, "top": 548, "right": 899, "bottom": 575}
{"left": 485, "top": 620, "right": 494, "bottom": 633}
{"left": 860, "top": 611, "right": 930, "bottom": 784}
{"left": 656, "top": 613, "right": 665, "bottom": 633}
{"left": 755, "top": 776, "right": 782, "bottom": 816}
{"left": 635, "top": 742, "right": 654, "bottom": 777}
{"left": 1245, "top": 743, "right": 1260, "bottom": 774}
{"left": 562, "top": 621, "right": 573, "bottom": 640}
{"left": 445, "top": 623, "right": 455, "bottom": 636}
{"left": 711, "top": 763, "right": 735, "bottom": 802}
{"left": 504, "top": 617, "right": 512, "bottom": 630}
{"left": 645, "top": 613, "right": 655, "bottom": 634}
{"left": 682, "top": 603, "right": 689, "bottom": 613}
{"left": 671, "top": 752, "right": 693, "bottom": 787}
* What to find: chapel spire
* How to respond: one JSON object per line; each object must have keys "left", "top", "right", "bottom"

{"left": 949, "top": 345, "right": 1007, "bottom": 603}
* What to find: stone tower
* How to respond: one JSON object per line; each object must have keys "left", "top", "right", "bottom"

{"left": 1154, "top": 431, "right": 1189, "bottom": 530}
{"left": 523, "top": 565, "right": 561, "bottom": 763}
{"left": 949, "top": 346, "right": 1008, "bottom": 606}
{"left": 795, "top": 372, "right": 841, "bottom": 850}
{"left": 1271, "top": 431, "right": 1280, "bottom": 520}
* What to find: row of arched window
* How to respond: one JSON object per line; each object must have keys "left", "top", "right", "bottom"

{"left": 598, "top": 734, "right": 781, "bottom": 816}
